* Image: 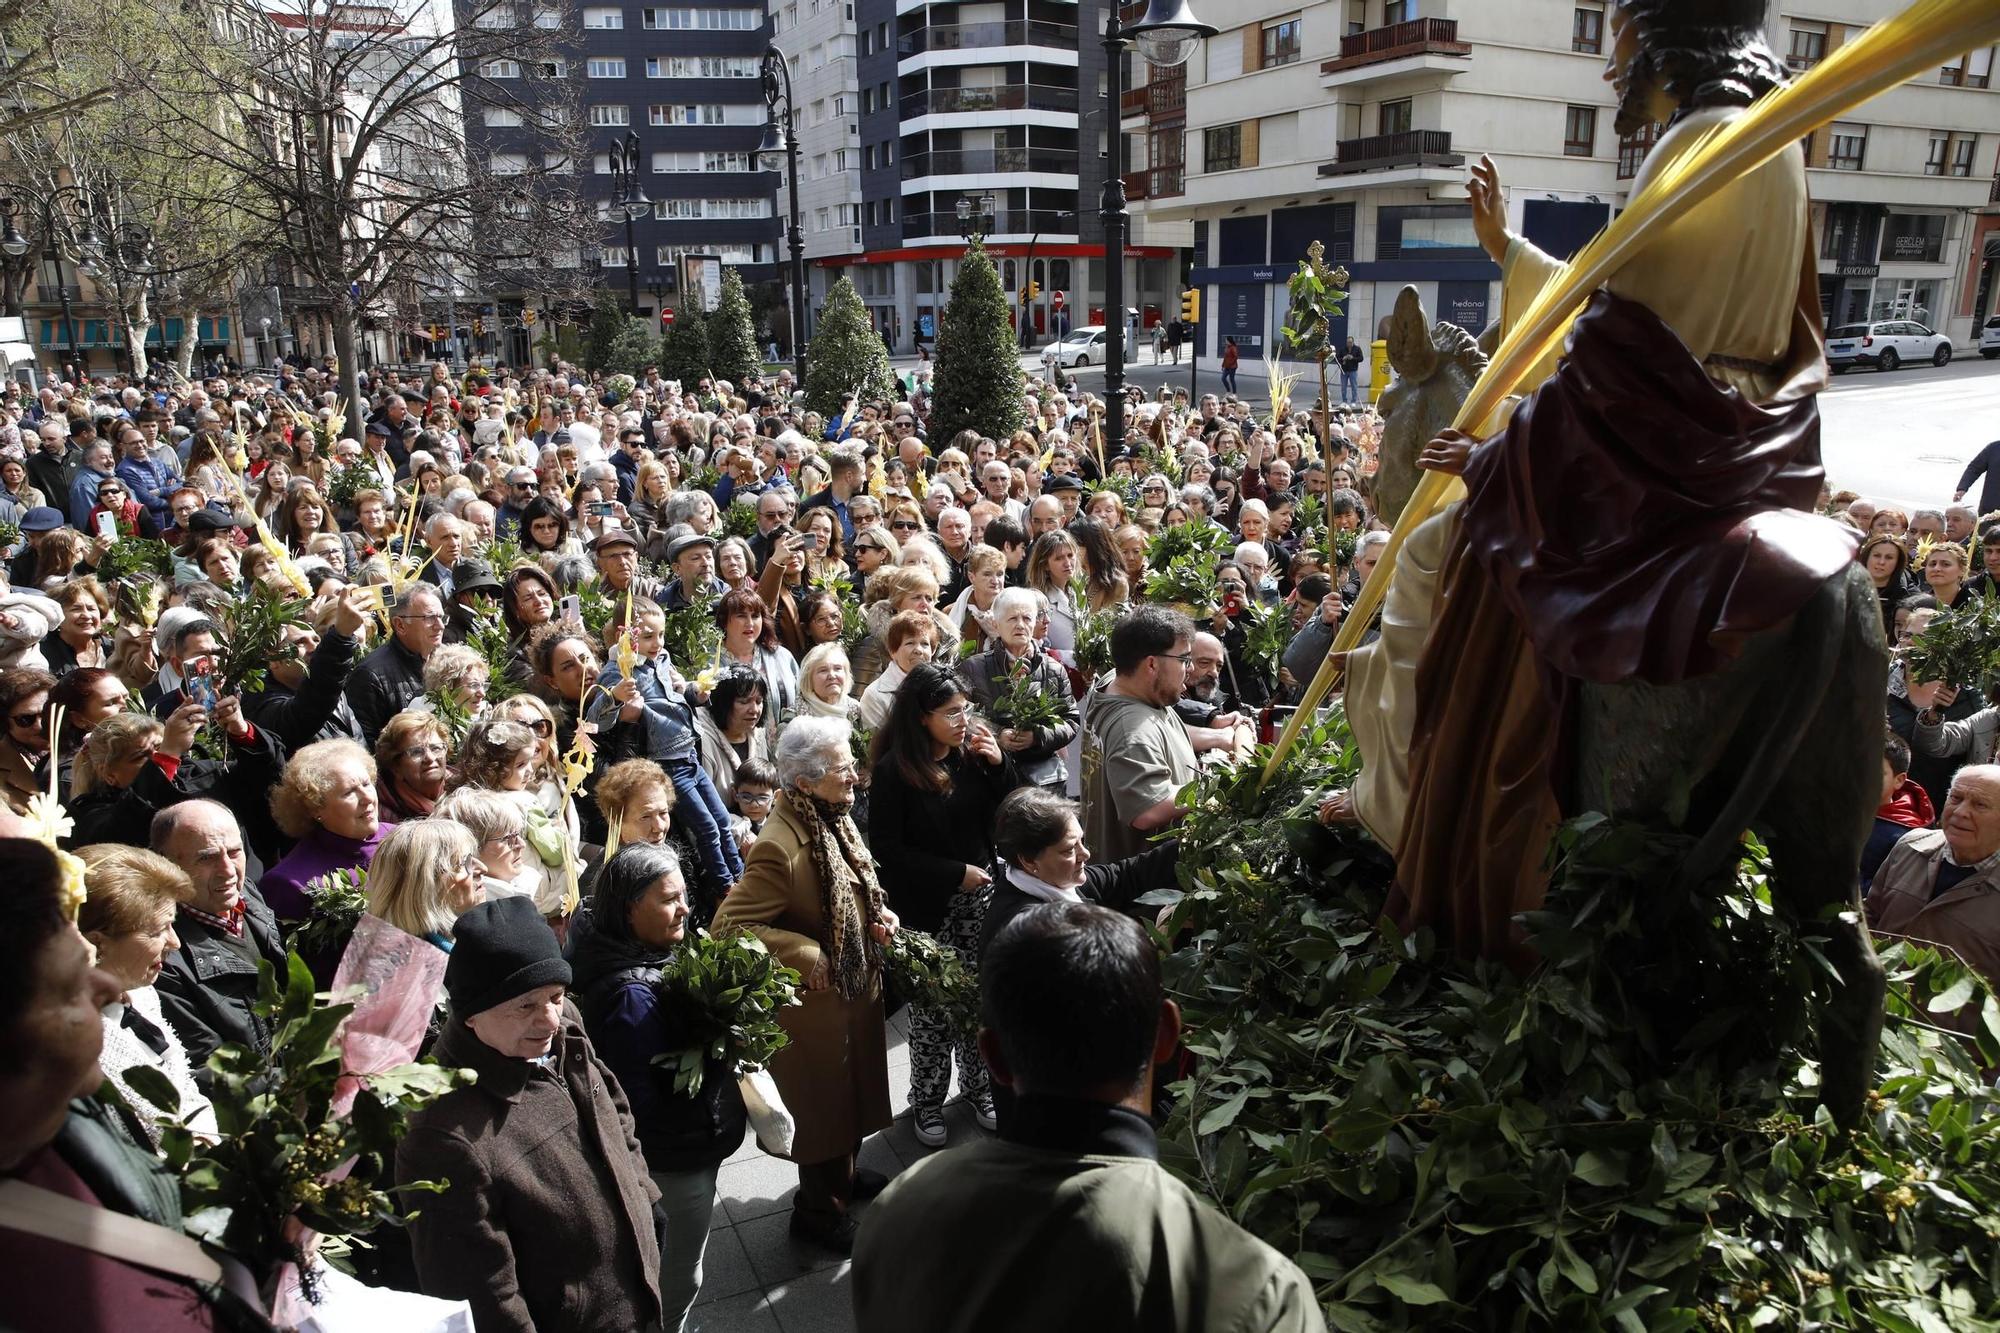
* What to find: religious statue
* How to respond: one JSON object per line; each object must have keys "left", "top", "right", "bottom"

{"left": 1348, "top": 0, "right": 1889, "bottom": 1124}
{"left": 1371, "top": 286, "right": 1488, "bottom": 528}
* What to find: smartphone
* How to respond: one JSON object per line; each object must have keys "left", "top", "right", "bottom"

{"left": 94, "top": 512, "right": 117, "bottom": 540}
{"left": 803, "top": 530, "right": 824, "bottom": 552}
{"left": 559, "top": 593, "right": 582, "bottom": 622}
{"left": 186, "top": 669, "right": 217, "bottom": 712}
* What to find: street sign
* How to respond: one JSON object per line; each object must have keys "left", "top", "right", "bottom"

{"left": 1051, "top": 289, "right": 1066, "bottom": 311}
{"left": 661, "top": 307, "right": 676, "bottom": 328}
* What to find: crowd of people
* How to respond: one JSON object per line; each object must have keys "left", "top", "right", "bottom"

{"left": 0, "top": 354, "right": 1390, "bottom": 1331}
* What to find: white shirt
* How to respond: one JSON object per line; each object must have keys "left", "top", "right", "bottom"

{"left": 1006, "top": 864, "right": 1080, "bottom": 904}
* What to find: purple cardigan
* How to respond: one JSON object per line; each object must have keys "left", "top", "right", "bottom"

{"left": 260, "top": 822, "right": 395, "bottom": 925}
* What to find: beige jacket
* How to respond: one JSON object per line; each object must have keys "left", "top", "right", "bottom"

{"left": 1866, "top": 827, "right": 2000, "bottom": 1014}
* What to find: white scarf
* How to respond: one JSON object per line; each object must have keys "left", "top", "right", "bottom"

{"left": 1007, "top": 864, "right": 1080, "bottom": 904}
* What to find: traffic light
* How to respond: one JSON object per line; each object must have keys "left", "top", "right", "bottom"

{"left": 1180, "top": 287, "right": 1200, "bottom": 324}
{"left": 472, "top": 317, "right": 485, "bottom": 336}
{"left": 1026, "top": 279, "right": 1041, "bottom": 303}
{"left": 522, "top": 307, "right": 538, "bottom": 326}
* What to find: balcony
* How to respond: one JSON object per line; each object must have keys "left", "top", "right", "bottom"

{"left": 1320, "top": 17, "right": 1470, "bottom": 87}
{"left": 899, "top": 20, "right": 1077, "bottom": 57}
{"left": 1318, "top": 129, "right": 1463, "bottom": 177}
{"left": 902, "top": 208, "right": 1080, "bottom": 239}
{"left": 1122, "top": 166, "right": 1183, "bottom": 199}
{"left": 1120, "top": 85, "right": 1148, "bottom": 116}
{"left": 900, "top": 84, "right": 1080, "bottom": 119}
{"left": 903, "top": 147, "right": 1080, "bottom": 180}
{"left": 1148, "top": 77, "right": 1186, "bottom": 119}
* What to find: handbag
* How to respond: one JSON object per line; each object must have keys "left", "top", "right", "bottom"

{"left": 738, "top": 1067, "right": 796, "bottom": 1160}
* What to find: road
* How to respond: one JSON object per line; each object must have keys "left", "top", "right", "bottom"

{"left": 997, "top": 347, "right": 2000, "bottom": 513}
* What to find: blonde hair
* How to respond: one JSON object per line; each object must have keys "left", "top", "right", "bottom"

{"left": 422, "top": 644, "right": 489, "bottom": 695}
{"left": 73, "top": 712, "right": 164, "bottom": 798}
{"left": 270, "top": 738, "right": 377, "bottom": 838}
{"left": 366, "top": 818, "right": 477, "bottom": 938}
{"left": 76, "top": 845, "right": 191, "bottom": 938}
{"left": 965, "top": 543, "right": 1005, "bottom": 578}
{"left": 865, "top": 561, "right": 939, "bottom": 612}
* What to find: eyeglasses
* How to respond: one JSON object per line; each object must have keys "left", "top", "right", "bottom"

{"left": 456, "top": 854, "right": 485, "bottom": 877}
{"left": 395, "top": 612, "right": 447, "bottom": 625}
{"left": 933, "top": 705, "right": 972, "bottom": 723}
{"left": 400, "top": 743, "right": 447, "bottom": 761}
{"left": 9, "top": 711, "right": 44, "bottom": 728}
{"left": 1150, "top": 651, "right": 1193, "bottom": 667}
{"left": 736, "top": 790, "right": 774, "bottom": 805}
{"left": 484, "top": 831, "right": 526, "bottom": 850}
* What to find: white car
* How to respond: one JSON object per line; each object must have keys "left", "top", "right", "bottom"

{"left": 1979, "top": 314, "right": 2000, "bottom": 360}
{"left": 1826, "top": 319, "right": 1952, "bottom": 373}
{"left": 1042, "top": 326, "right": 1107, "bottom": 368}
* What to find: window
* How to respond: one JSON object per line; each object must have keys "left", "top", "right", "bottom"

{"left": 489, "top": 152, "right": 529, "bottom": 175}
{"left": 642, "top": 6, "right": 761, "bottom": 28}
{"left": 1375, "top": 204, "right": 1481, "bottom": 262}
{"left": 1788, "top": 24, "right": 1826, "bottom": 71}
{"left": 1952, "top": 135, "right": 1978, "bottom": 178}
{"left": 652, "top": 198, "right": 772, "bottom": 219}
{"left": 1384, "top": 0, "right": 1408, "bottom": 23}
{"left": 601, "top": 246, "right": 632, "bottom": 266}
{"left": 544, "top": 153, "right": 573, "bottom": 173}
{"left": 483, "top": 106, "right": 523, "bottom": 127}
{"left": 589, "top": 105, "right": 629, "bottom": 125}
{"left": 1879, "top": 214, "right": 1946, "bottom": 264}
{"left": 587, "top": 57, "right": 626, "bottom": 77}
{"left": 482, "top": 59, "right": 521, "bottom": 78}
{"left": 583, "top": 5, "right": 623, "bottom": 25}
{"left": 861, "top": 88, "right": 873, "bottom": 114}
{"left": 1926, "top": 133, "right": 1950, "bottom": 176}
{"left": 1571, "top": 6, "right": 1602, "bottom": 54}
{"left": 1828, "top": 122, "right": 1866, "bottom": 171}
{"left": 1378, "top": 99, "right": 1412, "bottom": 137}
{"left": 471, "top": 6, "right": 511, "bottom": 30}
{"left": 530, "top": 6, "right": 560, "bottom": 27}
{"left": 1261, "top": 17, "right": 1300, "bottom": 68}
{"left": 1616, "top": 122, "right": 1658, "bottom": 180}
{"left": 1564, "top": 105, "right": 1596, "bottom": 157}
{"left": 593, "top": 152, "right": 614, "bottom": 173}
{"left": 1204, "top": 124, "right": 1242, "bottom": 172}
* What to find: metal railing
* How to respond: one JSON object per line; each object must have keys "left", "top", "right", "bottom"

{"left": 899, "top": 20, "right": 1077, "bottom": 57}
{"left": 1322, "top": 17, "right": 1467, "bottom": 73}
{"left": 902, "top": 147, "right": 1080, "bottom": 178}
{"left": 901, "top": 208, "right": 1079, "bottom": 238}
{"left": 1322, "top": 129, "right": 1457, "bottom": 174}
{"left": 899, "top": 84, "right": 1080, "bottom": 118}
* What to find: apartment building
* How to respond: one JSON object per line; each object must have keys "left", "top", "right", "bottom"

{"left": 805, "top": 0, "right": 1160, "bottom": 353}
{"left": 1777, "top": 3, "right": 1998, "bottom": 342}
{"left": 772, "top": 0, "right": 863, "bottom": 332}
{"left": 463, "top": 0, "right": 781, "bottom": 330}
{"left": 1129, "top": 0, "right": 2000, "bottom": 384}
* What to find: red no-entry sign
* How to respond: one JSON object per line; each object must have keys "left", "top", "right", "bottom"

{"left": 1051, "top": 290, "right": 1066, "bottom": 311}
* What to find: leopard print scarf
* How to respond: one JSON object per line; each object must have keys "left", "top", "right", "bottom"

{"left": 787, "top": 791, "right": 885, "bottom": 1002}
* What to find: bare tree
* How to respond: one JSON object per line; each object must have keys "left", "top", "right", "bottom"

{"left": 145, "top": 0, "right": 599, "bottom": 420}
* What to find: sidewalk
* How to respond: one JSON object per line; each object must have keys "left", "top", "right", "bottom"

{"left": 688, "top": 1007, "right": 960, "bottom": 1332}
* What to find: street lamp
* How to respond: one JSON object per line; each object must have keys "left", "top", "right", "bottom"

{"left": 954, "top": 192, "right": 996, "bottom": 241}
{"left": 0, "top": 188, "right": 99, "bottom": 374}
{"left": 1101, "top": 0, "right": 1215, "bottom": 447}
{"left": 606, "top": 129, "right": 649, "bottom": 315}
{"left": 761, "top": 47, "right": 808, "bottom": 388}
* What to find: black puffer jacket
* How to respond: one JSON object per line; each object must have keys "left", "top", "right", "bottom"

{"left": 570, "top": 921, "right": 749, "bottom": 1173}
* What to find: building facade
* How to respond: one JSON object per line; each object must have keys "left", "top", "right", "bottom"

{"left": 771, "top": 0, "right": 863, "bottom": 342}
{"left": 461, "top": 0, "right": 782, "bottom": 345}
{"left": 1127, "top": 0, "right": 2000, "bottom": 392}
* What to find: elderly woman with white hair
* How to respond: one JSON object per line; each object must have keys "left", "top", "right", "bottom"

{"left": 959, "top": 586, "right": 1079, "bottom": 792}
{"left": 712, "top": 714, "right": 900, "bottom": 1254}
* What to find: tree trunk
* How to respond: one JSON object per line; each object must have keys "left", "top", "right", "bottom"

{"left": 332, "top": 310, "right": 365, "bottom": 441}
{"left": 174, "top": 309, "right": 200, "bottom": 380}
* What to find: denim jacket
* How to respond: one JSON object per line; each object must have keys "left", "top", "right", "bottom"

{"left": 592, "top": 653, "right": 698, "bottom": 763}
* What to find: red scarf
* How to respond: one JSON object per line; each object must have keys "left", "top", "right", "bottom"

{"left": 1877, "top": 777, "right": 1934, "bottom": 831}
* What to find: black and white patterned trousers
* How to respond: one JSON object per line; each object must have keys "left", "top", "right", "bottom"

{"left": 908, "top": 884, "right": 990, "bottom": 1113}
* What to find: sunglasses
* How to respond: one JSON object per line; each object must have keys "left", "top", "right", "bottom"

{"left": 853, "top": 543, "right": 883, "bottom": 554}
{"left": 891, "top": 519, "right": 920, "bottom": 531}
{"left": 9, "top": 711, "right": 44, "bottom": 728}
{"left": 512, "top": 717, "right": 554, "bottom": 737}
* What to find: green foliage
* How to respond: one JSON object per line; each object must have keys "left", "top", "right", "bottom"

{"left": 288, "top": 867, "right": 369, "bottom": 963}
{"left": 1238, "top": 598, "right": 1293, "bottom": 686}
{"left": 660, "top": 587, "right": 722, "bottom": 676}
{"left": 927, "top": 239, "right": 1026, "bottom": 443}
{"left": 465, "top": 605, "right": 523, "bottom": 703}
{"left": 721, "top": 497, "right": 760, "bottom": 539}
{"left": 576, "top": 579, "right": 614, "bottom": 639}
{"left": 1152, "top": 707, "right": 2000, "bottom": 1332}
{"left": 324, "top": 461, "right": 380, "bottom": 513}
{"left": 651, "top": 929, "right": 801, "bottom": 1095}
{"left": 0, "top": 516, "right": 21, "bottom": 552}
{"left": 132, "top": 952, "right": 471, "bottom": 1285}
{"left": 423, "top": 687, "right": 476, "bottom": 748}
{"left": 1074, "top": 602, "right": 1123, "bottom": 679}
{"left": 883, "top": 929, "right": 979, "bottom": 1043}
{"left": 658, "top": 308, "right": 712, "bottom": 388}
{"left": 1904, "top": 593, "right": 1999, "bottom": 690}
{"left": 603, "top": 316, "right": 662, "bottom": 378}
{"left": 584, "top": 292, "right": 627, "bottom": 372}
{"left": 1280, "top": 243, "right": 1348, "bottom": 363}
{"left": 475, "top": 536, "right": 530, "bottom": 577}
{"left": 803, "top": 276, "right": 898, "bottom": 418}
{"left": 97, "top": 536, "right": 176, "bottom": 584}
{"left": 980, "top": 655, "right": 1066, "bottom": 733}
{"left": 707, "top": 268, "right": 762, "bottom": 386}
{"left": 1143, "top": 520, "right": 1235, "bottom": 611}
{"left": 211, "top": 585, "right": 307, "bottom": 696}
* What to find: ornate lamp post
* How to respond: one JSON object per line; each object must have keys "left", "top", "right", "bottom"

{"left": 606, "top": 130, "right": 649, "bottom": 316}
{"left": 760, "top": 47, "right": 808, "bottom": 387}
{"left": 1101, "top": 0, "right": 1215, "bottom": 446}
{"left": 0, "top": 187, "right": 101, "bottom": 374}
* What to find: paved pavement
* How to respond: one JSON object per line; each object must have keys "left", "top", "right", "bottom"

{"left": 687, "top": 1007, "right": 958, "bottom": 1333}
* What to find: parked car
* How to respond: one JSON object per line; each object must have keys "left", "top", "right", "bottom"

{"left": 1042, "top": 325, "right": 1107, "bottom": 368}
{"left": 1979, "top": 314, "right": 2000, "bottom": 360}
{"left": 1826, "top": 320, "right": 1953, "bottom": 373}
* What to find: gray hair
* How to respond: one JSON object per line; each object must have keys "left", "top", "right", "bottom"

{"left": 991, "top": 586, "right": 1040, "bottom": 622}
{"left": 433, "top": 786, "right": 526, "bottom": 843}
{"left": 1179, "top": 484, "right": 1216, "bottom": 515}
{"left": 775, "top": 714, "right": 853, "bottom": 790}
{"left": 663, "top": 491, "right": 715, "bottom": 527}
{"left": 1357, "top": 530, "right": 1392, "bottom": 558}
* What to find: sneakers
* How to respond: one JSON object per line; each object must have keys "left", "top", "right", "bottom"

{"left": 912, "top": 1105, "right": 947, "bottom": 1147}
{"left": 973, "top": 1094, "right": 998, "bottom": 1132}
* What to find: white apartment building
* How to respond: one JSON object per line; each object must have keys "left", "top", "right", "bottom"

{"left": 1776, "top": 2, "right": 1997, "bottom": 343}
{"left": 1128, "top": 0, "right": 2000, "bottom": 387}
{"left": 773, "top": 0, "right": 865, "bottom": 327}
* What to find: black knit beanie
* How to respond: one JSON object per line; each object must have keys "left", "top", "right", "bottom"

{"left": 444, "top": 896, "right": 572, "bottom": 1016}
